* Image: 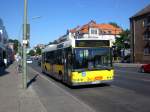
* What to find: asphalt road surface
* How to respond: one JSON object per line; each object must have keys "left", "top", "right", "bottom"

{"left": 28, "top": 61, "right": 150, "bottom": 112}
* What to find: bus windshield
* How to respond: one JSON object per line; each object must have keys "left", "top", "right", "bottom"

{"left": 73, "top": 48, "right": 112, "bottom": 70}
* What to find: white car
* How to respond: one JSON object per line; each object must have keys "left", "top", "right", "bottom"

{"left": 26, "top": 58, "right": 33, "bottom": 63}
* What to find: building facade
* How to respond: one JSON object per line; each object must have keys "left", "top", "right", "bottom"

{"left": 0, "top": 18, "right": 14, "bottom": 65}
{"left": 52, "top": 20, "right": 122, "bottom": 51}
{"left": 69, "top": 20, "right": 122, "bottom": 46}
{"left": 130, "top": 4, "right": 150, "bottom": 63}
{"left": 7, "top": 42, "right": 15, "bottom": 64}
{"left": 0, "top": 18, "right": 8, "bottom": 60}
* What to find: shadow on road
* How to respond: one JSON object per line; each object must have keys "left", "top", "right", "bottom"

{"left": 69, "top": 83, "right": 111, "bottom": 89}
{"left": 27, "top": 74, "right": 39, "bottom": 88}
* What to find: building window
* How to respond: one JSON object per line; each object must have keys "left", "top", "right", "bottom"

{"left": 148, "top": 16, "right": 150, "bottom": 24}
{"left": 143, "top": 16, "right": 150, "bottom": 27}
{"left": 143, "top": 31, "right": 150, "bottom": 40}
{"left": 143, "top": 19, "right": 147, "bottom": 27}
{"left": 99, "top": 29, "right": 103, "bottom": 34}
{"left": 144, "top": 43, "right": 150, "bottom": 55}
{"left": 108, "top": 30, "right": 112, "bottom": 34}
{"left": 103, "top": 31, "right": 106, "bottom": 34}
{"left": 90, "top": 28, "right": 98, "bottom": 35}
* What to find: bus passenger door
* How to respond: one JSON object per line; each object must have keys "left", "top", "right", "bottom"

{"left": 63, "top": 48, "right": 73, "bottom": 84}
{"left": 63, "top": 51, "right": 69, "bottom": 84}
{"left": 63, "top": 55, "right": 68, "bottom": 83}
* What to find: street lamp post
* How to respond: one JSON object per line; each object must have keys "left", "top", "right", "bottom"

{"left": 22, "top": 0, "right": 28, "bottom": 89}
{"left": 22, "top": 0, "right": 41, "bottom": 89}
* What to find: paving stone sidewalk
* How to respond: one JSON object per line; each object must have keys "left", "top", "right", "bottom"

{"left": 0, "top": 63, "right": 47, "bottom": 112}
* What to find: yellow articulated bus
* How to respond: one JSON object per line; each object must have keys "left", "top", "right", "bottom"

{"left": 41, "top": 38, "right": 114, "bottom": 86}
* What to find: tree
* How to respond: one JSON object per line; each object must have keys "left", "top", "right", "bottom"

{"left": 114, "top": 29, "right": 130, "bottom": 57}
{"left": 48, "top": 42, "right": 53, "bottom": 45}
{"left": 109, "top": 22, "right": 121, "bottom": 28}
{"left": 36, "top": 47, "right": 41, "bottom": 55}
{"left": 28, "top": 50, "right": 35, "bottom": 56}
{"left": 114, "top": 29, "right": 130, "bottom": 49}
{"left": 8, "top": 39, "right": 21, "bottom": 54}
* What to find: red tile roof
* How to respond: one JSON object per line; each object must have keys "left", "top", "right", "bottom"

{"left": 69, "top": 21, "right": 122, "bottom": 35}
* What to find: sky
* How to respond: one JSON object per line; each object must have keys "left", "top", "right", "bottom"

{"left": 0, "top": 0, "right": 150, "bottom": 48}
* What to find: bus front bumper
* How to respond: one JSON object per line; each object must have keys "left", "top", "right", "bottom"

{"left": 71, "top": 80, "right": 113, "bottom": 86}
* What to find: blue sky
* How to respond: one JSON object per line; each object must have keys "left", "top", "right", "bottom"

{"left": 0, "top": 0, "right": 150, "bottom": 47}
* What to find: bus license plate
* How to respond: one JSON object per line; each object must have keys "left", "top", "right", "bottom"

{"left": 92, "top": 81, "right": 101, "bottom": 84}
{"left": 95, "top": 76, "right": 102, "bottom": 80}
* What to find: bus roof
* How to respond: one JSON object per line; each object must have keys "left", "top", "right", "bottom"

{"left": 42, "top": 38, "right": 111, "bottom": 53}
{"left": 42, "top": 44, "right": 57, "bottom": 52}
{"left": 42, "top": 39, "right": 73, "bottom": 53}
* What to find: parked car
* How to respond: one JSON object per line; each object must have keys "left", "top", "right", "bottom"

{"left": 26, "top": 58, "right": 33, "bottom": 64}
{"left": 139, "top": 64, "right": 150, "bottom": 73}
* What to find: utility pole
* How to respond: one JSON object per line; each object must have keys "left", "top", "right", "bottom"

{"left": 22, "top": 0, "right": 28, "bottom": 89}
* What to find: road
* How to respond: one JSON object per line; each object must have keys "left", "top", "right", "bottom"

{"left": 28, "top": 61, "right": 150, "bottom": 112}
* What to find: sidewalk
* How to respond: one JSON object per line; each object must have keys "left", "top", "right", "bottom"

{"left": 0, "top": 63, "right": 47, "bottom": 112}
{"left": 0, "top": 62, "right": 95, "bottom": 112}
{"left": 28, "top": 67, "right": 95, "bottom": 112}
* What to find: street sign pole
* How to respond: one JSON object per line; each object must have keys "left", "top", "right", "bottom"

{"left": 22, "top": 0, "right": 28, "bottom": 89}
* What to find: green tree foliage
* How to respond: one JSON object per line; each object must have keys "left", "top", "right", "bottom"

{"left": 8, "top": 39, "right": 21, "bottom": 54}
{"left": 114, "top": 29, "right": 130, "bottom": 50}
{"left": 36, "top": 47, "right": 41, "bottom": 55}
{"left": 109, "top": 22, "right": 121, "bottom": 28}
{"left": 48, "top": 42, "right": 53, "bottom": 45}
{"left": 28, "top": 50, "right": 35, "bottom": 56}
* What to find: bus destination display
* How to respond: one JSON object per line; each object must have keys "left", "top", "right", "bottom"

{"left": 75, "top": 40, "right": 110, "bottom": 47}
